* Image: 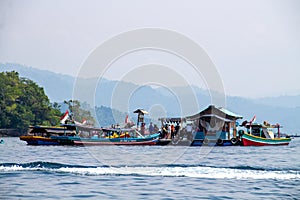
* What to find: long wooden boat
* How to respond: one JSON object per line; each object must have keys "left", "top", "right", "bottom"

{"left": 51, "top": 128, "right": 161, "bottom": 146}
{"left": 19, "top": 125, "right": 76, "bottom": 145}
{"left": 20, "top": 135, "right": 59, "bottom": 145}
{"left": 240, "top": 121, "right": 292, "bottom": 146}
{"left": 73, "top": 139, "right": 159, "bottom": 146}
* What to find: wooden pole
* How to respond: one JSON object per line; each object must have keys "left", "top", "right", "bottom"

{"left": 233, "top": 121, "right": 237, "bottom": 138}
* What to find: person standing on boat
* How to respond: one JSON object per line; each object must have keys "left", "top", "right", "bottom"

{"left": 186, "top": 123, "right": 192, "bottom": 133}
{"left": 149, "top": 122, "right": 154, "bottom": 134}
{"left": 167, "top": 124, "right": 172, "bottom": 139}
{"left": 175, "top": 122, "right": 180, "bottom": 137}
{"left": 171, "top": 124, "right": 175, "bottom": 138}
{"left": 161, "top": 124, "right": 168, "bottom": 138}
{"left": 141, "top": 122, "right": 146, "bottom": 135}
{"left": 154, "top": 124, "right": 159, "bottom": 133}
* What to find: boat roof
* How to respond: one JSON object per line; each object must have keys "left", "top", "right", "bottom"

{"left": 245, "top": 123, "right": 282, "bottom": 128}
{"left": 200, "top": 114, "right": 233, "bottom": 122}
{"left": 29, "top": 125, "right": 67, "bottom": 131}
{"left": 218, "top": 107, "right": 243, "bottom": 119}
{"left": 186, "top": 105, "right": 243, "bottom": 121}
{"left": 133, "top": 109, "right": 149, "bottom": 114}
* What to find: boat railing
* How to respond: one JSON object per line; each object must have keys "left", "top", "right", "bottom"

{"left": 134, "top": 129, "right": 145, "bottom": 138}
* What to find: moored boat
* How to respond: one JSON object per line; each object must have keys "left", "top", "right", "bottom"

{"left": 73, "top": 139, "right": 159, "bottom": 146}
{"left": 19, "top": 125, "right": 76, "bottom": 145}
{"left": 241, "top": 132, "right": 291, "bottom": 146}
{"left": 20, "top": 135, "right": 59, "bottom": 145}
{"left": 240, "top": 121, "right": 292, "bottom": 146}
{"left": 51, "top": 126, "right": 161, "bottom": 146}
{"left": 185, "top": 105, "right": 243, "bottom": 146}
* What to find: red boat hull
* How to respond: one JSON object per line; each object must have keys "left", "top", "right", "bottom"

{"left": 242, "top": 133, "right": 291, "bottom": 146}
{"left": 242, "top": 138, "right": 290, "bottom": 146}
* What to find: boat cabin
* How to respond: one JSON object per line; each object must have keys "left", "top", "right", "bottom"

{"left": 185, "top": 105, "right": 243, "bottom": 141}
{"left": 244, "top": 122, "right": 281, "bottom": 139}
{"left": 133, "top": 109, "right": 149, "bottom": 134}
{"left": 28, "top": 125, "right": 76, "bottom": 137}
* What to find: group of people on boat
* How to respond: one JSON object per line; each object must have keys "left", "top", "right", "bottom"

{"left": 160, "top": 122, "right": 180, "bottom": 139}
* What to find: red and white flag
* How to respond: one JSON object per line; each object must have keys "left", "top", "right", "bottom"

{"left": 125, "top": 115, "right": 129, "bottom": 123}
{"left": 60, "top": 110, "right": 69, "bottom": 124}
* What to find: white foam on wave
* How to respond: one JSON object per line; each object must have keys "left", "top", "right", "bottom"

{"left": 1, "top": 165, "right": 299, "bottom": 180}
{"left": 0, "top": 165, "right": 39, "bottom": 171}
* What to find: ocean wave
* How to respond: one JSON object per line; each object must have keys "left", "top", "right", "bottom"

{"left": 0, "top": 161, "right": 299, "bottom": 180}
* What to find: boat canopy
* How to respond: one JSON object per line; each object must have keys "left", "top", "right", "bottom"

{"left": 133, "top": 109, "right": 149, "bottom": 115}
{"left": 218, "top": 107, "right": 243, "bottom": 119}
{"left": 244, "top": 122, "right": 282, "bottom": 129}
{"left": 200, "top": 114, "right": 233, "bottom": 122}
{"left": 29, "top": 125, "right": 67, "bottom": 131}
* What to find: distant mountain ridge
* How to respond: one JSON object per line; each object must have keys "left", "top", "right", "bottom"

{"left": 1, "top": 63, "right": 299, "bottom": 133}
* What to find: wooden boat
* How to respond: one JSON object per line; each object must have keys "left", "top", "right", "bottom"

{"left": 20, "top": 135, "right": 59, "bottom": 145}
{"left": 240, "top": 121, "right": 292, "bottom": 146}
{"left": 73, "top": 138, "right": 159, "bottom": 146}
{"left": 51, "top": 127, "right": 161, "bottom": 146}
{"left": 241, "top": 132, "right": 291, "bottom": 146}
{"left": 19, "top": 125, "right": 76, "bottom": 145}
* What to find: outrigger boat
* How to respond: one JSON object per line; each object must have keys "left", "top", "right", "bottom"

{"left": 240, "top": 121, "right": 292, "bottom": 146}
{"left": 51, "top": 126, "right": 160, "bottom": 146}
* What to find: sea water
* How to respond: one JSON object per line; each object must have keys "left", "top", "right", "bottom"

{"left": 0, "top": 137, "right": 299, "bottom": 199}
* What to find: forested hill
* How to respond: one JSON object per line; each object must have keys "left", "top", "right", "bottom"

{"left": 0, "top": 63, "right": 73, "bottom": 102}
{"left": 0, "top": 71, "right": 62, "bottom": 134}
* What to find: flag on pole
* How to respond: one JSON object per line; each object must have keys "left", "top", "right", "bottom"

{"left": 250, "top": 115, "right": 256, "bottom": 123}
{"left": 60, "top": 111, "right": 69, "bottom": 124}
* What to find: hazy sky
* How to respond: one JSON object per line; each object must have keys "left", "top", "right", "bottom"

{"left": 0, "top": 0, "right": 299, "bottom": 98}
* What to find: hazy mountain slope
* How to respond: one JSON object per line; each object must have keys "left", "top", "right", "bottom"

{"left": 1, "top": 63, "right": 299, "bottom": 133}
{"left": 253, "top": 95, "right": 300, "bottom": 108}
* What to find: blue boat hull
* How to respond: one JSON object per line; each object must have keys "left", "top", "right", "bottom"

{"left": 190, "top": 139, "right": 241, "bottom": 146}
{"left": 51, "top": 133, "right": 161, "bottom": 146}
{"left": 20, "top": 136, "right": 59, "bottom": 145}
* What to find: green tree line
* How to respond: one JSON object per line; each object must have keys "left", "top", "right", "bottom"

{"left": 0, "top": 71, "right": 62, "bottom": 133}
